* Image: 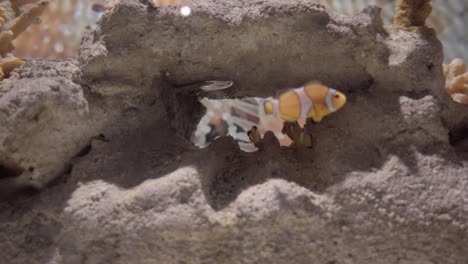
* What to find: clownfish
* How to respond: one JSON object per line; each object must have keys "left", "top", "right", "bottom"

{"left": 262, "top": 82, "right": 347, "bottom": 123}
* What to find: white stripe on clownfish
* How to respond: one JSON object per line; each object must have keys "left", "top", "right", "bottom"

{"left": 294, "top": 87, "right": 314, "bottom": 119}
{"left": 325, "top": 88, "right": 337, "bottom": 112}
{"left": 271, "top": 99, "right": 279, "bottom": 114}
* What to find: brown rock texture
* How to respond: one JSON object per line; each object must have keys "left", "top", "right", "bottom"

{"left": 0, "top": 0, "right": 467, "bottom": 263}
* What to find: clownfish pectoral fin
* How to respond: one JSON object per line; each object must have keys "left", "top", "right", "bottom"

{"left": 311, "top": 115, "right": 323, "bottom": 123}
{"left": 308, "top": 107, "right": 322, "bottom": 123}
{"left": 305, "top": 118, "right": 316, "bottom": 125}
{"left": 310, "top": 104, "right": 329, "bottom": 122}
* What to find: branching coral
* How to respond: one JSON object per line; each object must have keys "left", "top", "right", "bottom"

{"left": 0, "top": 0, "right": 49, "bottom": 80}
{"left": 393, "top": 0, "right": 435, "bottom": 35}
{"left": 14, "top": 0, "right": 104, "bottom": 60}
{"left": 444, "top": 58, "right": 468, "bottom": 104}
{"left": 153, "top": 0, "right": 185, "bottom": 7}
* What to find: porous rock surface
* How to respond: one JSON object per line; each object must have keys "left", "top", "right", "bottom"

{"left": 0, "top": 60, "right": 89, "bottom": 194}
{"left": 1, "top": 0, "right": 468, "bottom": 263}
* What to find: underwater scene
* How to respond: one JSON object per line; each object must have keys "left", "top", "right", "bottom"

{"left": 1, "top": 0, "right": 468, "bottom": 263}
{"left": 11, "top": 0, "right": 468, "bottom": 62}
{"left": 6, "top": 0, "right": 468, "bottom": 152}
{"left": 10, "top": 0, "right": 468, "bottom": 152}
{"left": 6, "top": 0, "right": 468, "bottom": 151}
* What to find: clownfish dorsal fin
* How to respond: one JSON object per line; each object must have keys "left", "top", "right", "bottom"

{"left": 274, "top": 81, "right": 320, "bottom": 99}
{"left": 304, "top": 80, "right": 322, "bottom": 87}
{"left": 274, "top": 86, "right": 296, "bottom": 99}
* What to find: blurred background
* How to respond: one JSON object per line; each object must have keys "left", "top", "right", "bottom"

{"left": 12, "top": 0, "right": 467, "bottom": 150}
{"left": 14, "top": 0, "right": 105, "bottom": 59}
{"left": 13, "top": 0, "right": 467, "bottom": 62}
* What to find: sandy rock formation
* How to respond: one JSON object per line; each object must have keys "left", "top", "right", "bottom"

{"left": 0, "top": 60, "right": 90, "bottom": 195}
{"left": 0, "top": 0, "right": 468, "bottom": 263}
{"left": 80, "top": 0, "right": 442, "bottom": 97}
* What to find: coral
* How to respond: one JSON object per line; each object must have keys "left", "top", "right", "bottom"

{"left": 393, "top": 0, "right": 435, "bottom": 34}
{"left": 444, "top": 58, "right": 468, "bottom": 104}
{"left": 14, "top": 0, "right": 104, "bottom": 60}
{"left": 8, "top": 0, "right": 466, "bottom": 62}
{"left": 154, "top": 0, "right": 185, "bottom": 7}
{"left": 0, "top": 0, "right": 48, "bottom": 80}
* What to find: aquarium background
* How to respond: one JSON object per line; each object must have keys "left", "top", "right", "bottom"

{"left": 13, "top": 0, "right": 467, "bottom": 62}
{"left": 12, "top": 0, "right": 467, "bottom": 151}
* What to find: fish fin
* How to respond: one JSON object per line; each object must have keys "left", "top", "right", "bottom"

{"left": 247, "top": 126, "right": 261, "bottom": 143}
{"left": 303, "top": 80, "right": 322, "bottom": 88}
{"left": 281, "top": 122, "right": 288, "bottom": 135}
{"left": 282, "top": 121, "right": 301, "bottom": 143}
{"left": 312, "top": 116, "right": 323, "bottom": 123}
{"left": 307, "top": 105, "right": 320, "bottom": 122}
{"left": 200, "top": 81, "right": 233, "bottom": 92}
{"left": 305, "top": 118, "right": 314, "bottom": 125}
{"left": 301, "top": 130, "right": 313, "bottom": 148}
{"left": 311, "top": 104, "right": 330, "bottom": 122}
{"left": 274, "top": 81, "right": 321, "bottom": 97}
{"left": 274, "top": 86, "right": 297, "bottom": 99}
{"left": 247, "top": 131, "right": 254, "bottom": 142}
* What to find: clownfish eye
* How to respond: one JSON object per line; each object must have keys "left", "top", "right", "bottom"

{"left": 334, "top": 94, "right": 340, "bottom": 99}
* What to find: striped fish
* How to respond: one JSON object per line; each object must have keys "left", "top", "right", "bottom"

{"left": 263, "top": 82, "right": 347, "bottom": 123}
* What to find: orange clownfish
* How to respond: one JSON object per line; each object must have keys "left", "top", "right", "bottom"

{"left": 263, "top": 82, "right": 347, "bottom": 123}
